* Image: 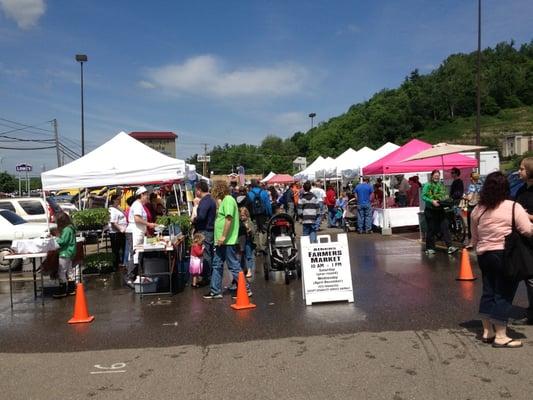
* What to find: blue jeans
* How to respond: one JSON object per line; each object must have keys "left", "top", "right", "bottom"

{"left": 302, "top": 223, "right": 317, "bottom": 243}
{"left": 210, "top": 244, "right": 244, "bottom": 295}
{"left": 357, "top": 203, "right": 373, "bottom": 232}
{"left": 200, "top": 230, "right": 214, "bottom": 280}
{"left": 478, "top": 251, "right": 520, "bottom": 324}
{"left": 327, "top": 206, "right": 337, "bottom": 227}
{"left": 240, "top": 239, "right": 255, "bottom": 273}
{"left": 314, "top": 204, "right": 325, "bottom": 230}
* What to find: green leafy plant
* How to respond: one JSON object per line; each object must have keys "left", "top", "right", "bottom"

{"left": 71, "top": 208, "right": 110, "bottom": 231}
{"left": 156, "top": 214, "right": 192, "bottom": 235}
{"left": 82, "top": 252, "right": 114, "bottom": 274}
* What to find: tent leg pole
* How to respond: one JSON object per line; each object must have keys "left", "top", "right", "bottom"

{"left": 381, "top": 174, "right": 392, "bottom": 235}
{"left": 173, "top": 184, "right": 179, "bottom": 214}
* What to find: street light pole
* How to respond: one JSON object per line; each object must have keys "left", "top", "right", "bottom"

{"left": 308, "top": 112, "right": 316, "bottom": 129}
{"left": 75, "top": 54, "right": 88, "bottom": 156}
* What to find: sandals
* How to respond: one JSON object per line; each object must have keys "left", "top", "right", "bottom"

{"left": 492, "top": 339, "right": 523, "bottom": 348}
{"left": 481, "top": 336, "right": 495, "bottom": 344}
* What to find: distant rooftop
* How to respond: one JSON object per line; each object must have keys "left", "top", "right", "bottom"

{"left": 129, "top": 131, "right": 177, "bottom": 140}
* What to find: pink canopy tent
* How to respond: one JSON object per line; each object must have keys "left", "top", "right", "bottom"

{"left": 266, "top": 174, "right": 294, "bottom": 184}
{"left": 362, "top": 139, "right": 478, "bottom": 175}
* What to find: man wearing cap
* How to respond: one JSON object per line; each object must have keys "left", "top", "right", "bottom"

{"left": 124, "top": 186, "right": 157, "bottom": 287}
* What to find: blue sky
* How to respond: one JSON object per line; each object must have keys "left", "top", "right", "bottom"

{"left": 0, "top": 0, "right": 532, "bottom": 174}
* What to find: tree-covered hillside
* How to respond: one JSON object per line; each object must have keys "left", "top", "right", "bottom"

{"left": 187, "top": 40, "right": 533, "bottom": 175}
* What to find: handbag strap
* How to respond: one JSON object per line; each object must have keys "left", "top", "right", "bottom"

{"left": 512, "top": 201, "right": 517, "bottom": 231}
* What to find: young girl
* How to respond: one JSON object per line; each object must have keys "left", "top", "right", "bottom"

{"left": 189, "top": 232, "right": 205, "bottom": 288}
{"left": 238, "top": 207, "right": 255, "bottom": 278}
{"left": 53, "top": 212, "right": 77, "bottom": 298}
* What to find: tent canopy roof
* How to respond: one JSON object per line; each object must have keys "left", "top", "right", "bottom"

{"left": 41, "top": 131, "right": 186, "bottom": 190}
{"left": 266, "top": 174, "right": 294, "bottom": 184}
{"left": 362, "top": 139, "right": 477, "bottom": 175}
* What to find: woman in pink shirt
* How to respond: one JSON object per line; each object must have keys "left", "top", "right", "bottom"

{"left": 471, "top": 171, "right": 533, "bottom": 348}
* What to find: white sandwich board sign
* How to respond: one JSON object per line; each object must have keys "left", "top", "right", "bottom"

{"left": 300, "top": 233, "right": 354, "bottom": 306}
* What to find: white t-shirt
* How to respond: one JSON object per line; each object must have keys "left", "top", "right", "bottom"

{"left": 126, "top": 200, "right": 147, "bottom": 234}
{"left": 311, "top": 187, "right": 326, "bottom": 202}
{"left": 109, "top": 206, "right": 127, "bottom": 233}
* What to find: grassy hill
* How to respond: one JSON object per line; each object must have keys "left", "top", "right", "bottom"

{"left": 415, "top": 106, "right": 533, "bottom": 149}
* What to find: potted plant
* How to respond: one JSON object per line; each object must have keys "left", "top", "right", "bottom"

{"left": 82, "top": 252, "right": 115, "bottom": 274}
{"left": 71, "top": 208, "right": 110, "bottom": 231}
{"left": 71, "top": 208, "right": 110, "bottom": 244}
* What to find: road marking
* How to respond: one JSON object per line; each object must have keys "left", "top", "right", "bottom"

{"left": 162, "top": 322, "right": 178, "bottom": 326}
{"left": 90, "top": 370, "right": 126, "bottom": 374}
{"left": 91, "top": 363, "right": 127, "bottom": 375}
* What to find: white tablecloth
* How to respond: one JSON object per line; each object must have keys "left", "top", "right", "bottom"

{"left": 372, "top": 207, "right": 420, "bottom": 228}
{"left": 11, "top": 238, "right": 58, "bottom": 254}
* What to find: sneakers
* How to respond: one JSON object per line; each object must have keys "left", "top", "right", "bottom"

{"left": 203, "top": 292, "right": 223, "bottom": 299}
{"left": 424, "top": 249, "right": 436, "bottom": 255}
{"left": 231, "top": 290, "right": 253, "bottom": 299}
{"left": 447, "top": 246, "right": 459, "bottom": 254}
{"left": 125, "top": 280, "right": 134, "bottom": 289}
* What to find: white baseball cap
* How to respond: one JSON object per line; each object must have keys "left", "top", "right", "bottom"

{"left": 135, "top": 186, "right": 148, "bottom": 196}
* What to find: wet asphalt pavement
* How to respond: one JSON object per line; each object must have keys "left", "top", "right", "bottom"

{"left": 1, "top": 228, "right": 533, "bottom": 399}
{"left": 0, "top": 228, "right": 530, "bottom": 352}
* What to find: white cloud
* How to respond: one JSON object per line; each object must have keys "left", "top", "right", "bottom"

{"left": 337, "top": 23, "right": 361, "bottom": 36}
{"left": 0, "top": 62, "right": 28, "bottom": 77}
{"left": 0, "top": 0, "right": 45, "bottom": 29}
{"left": 274, "top": 111, "right": 308, "bottom": 133}
{"left": 142, "top": 55, "right": 308, "bottom": 98}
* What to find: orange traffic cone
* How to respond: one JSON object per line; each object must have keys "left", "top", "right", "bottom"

{"left": 456, "top": 249, "right": 476, "bottom": 281}
{"left": 231, "top": 271, "right": 256, "bottom": 310}
{"left": 68, "top": 283, "right": 95, "bottom": 324}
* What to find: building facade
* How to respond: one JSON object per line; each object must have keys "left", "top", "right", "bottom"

{"left": 501, "top": 132, "right": 533, "bottom": 157}
{"left": 129, "top": 131, "right": 177, "bottom": 158}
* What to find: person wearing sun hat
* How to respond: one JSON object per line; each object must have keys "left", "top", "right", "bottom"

{"left": 124, "top": 186, "right": 157, "bottom": 287}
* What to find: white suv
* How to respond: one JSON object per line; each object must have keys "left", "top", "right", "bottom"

{"left": 0, "top": 209, "right": 55, "bottom": 271}
{"left": 0, "top": 197, "right": 61, "bottom": 223}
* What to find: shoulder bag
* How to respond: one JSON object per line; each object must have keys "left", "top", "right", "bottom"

{"left": 503, "top": 202, "right": 533, "bottom": 281}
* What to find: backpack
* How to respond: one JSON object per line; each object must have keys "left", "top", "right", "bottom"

{"left": 251, "top": 189, "right": 266, "bottom": 216}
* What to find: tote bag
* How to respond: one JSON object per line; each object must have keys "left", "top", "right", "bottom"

{"left": 503, "top": 202, "right": 533, "bottom": 281}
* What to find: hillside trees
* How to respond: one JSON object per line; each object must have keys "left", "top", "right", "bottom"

{"left": 187, "top": 40, "right": 533, "bottom": 175}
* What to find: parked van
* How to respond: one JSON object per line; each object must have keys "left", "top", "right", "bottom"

{"left": 0, "top": 197, "right": 62, "bottom": 223}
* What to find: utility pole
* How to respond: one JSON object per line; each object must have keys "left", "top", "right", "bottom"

{"left": 52, "top": 119, "right": 61, "bottom": 167}
{"left": 475, "top": 0, "right": 482, "bottom": 164}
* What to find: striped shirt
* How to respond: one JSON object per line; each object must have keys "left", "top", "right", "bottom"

{"left": 299, "top": 191, "right": 320, "bottom": 225}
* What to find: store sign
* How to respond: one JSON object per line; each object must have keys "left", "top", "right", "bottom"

{"left": 300, "top": 234, "right": 354, "bottom": 306}
{"left": 15, "top": 163, "right": 32, "bottom": 172}
{"left": 197, "top": 155, "right": 211, "bottom": 162}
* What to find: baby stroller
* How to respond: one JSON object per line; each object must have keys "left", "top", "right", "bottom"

{"left": 343, "top": 196, "right": 358, "bottom": 232}
{"left": 264, "top": 213, "right": 301, "bottom": 284}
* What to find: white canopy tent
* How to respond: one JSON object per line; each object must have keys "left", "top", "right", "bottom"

{"left": 333, "top": 148, "right": 359, "bottom": 178}
{"left": 374, "top": 142, "right": 400, "bottom": 159}
{"left": 294, "top": 156, "right": 325, "bottom": 180}
{"left": 261, "top": 171, "right": 276, "bottom": 183}
{"left": 41, "top": 131, "right": 187, "bottom": 190}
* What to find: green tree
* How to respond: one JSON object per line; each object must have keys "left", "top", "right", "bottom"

{"left": 0, "top": 172, "right": 17, "bottom": 193}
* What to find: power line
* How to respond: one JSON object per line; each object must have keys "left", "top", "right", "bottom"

{"left": 0, "top": 117, "right": 54, "bottom": 133}
{"left": 0, "top": 145, "right": 56, "bottom": 150}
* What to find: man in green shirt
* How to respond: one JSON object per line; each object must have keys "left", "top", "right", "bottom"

{"left": 204, "top": 181, "right": 250, "bottom": 299}
{"left": 422, "top": 170, "right": 457, "bottom": 255}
